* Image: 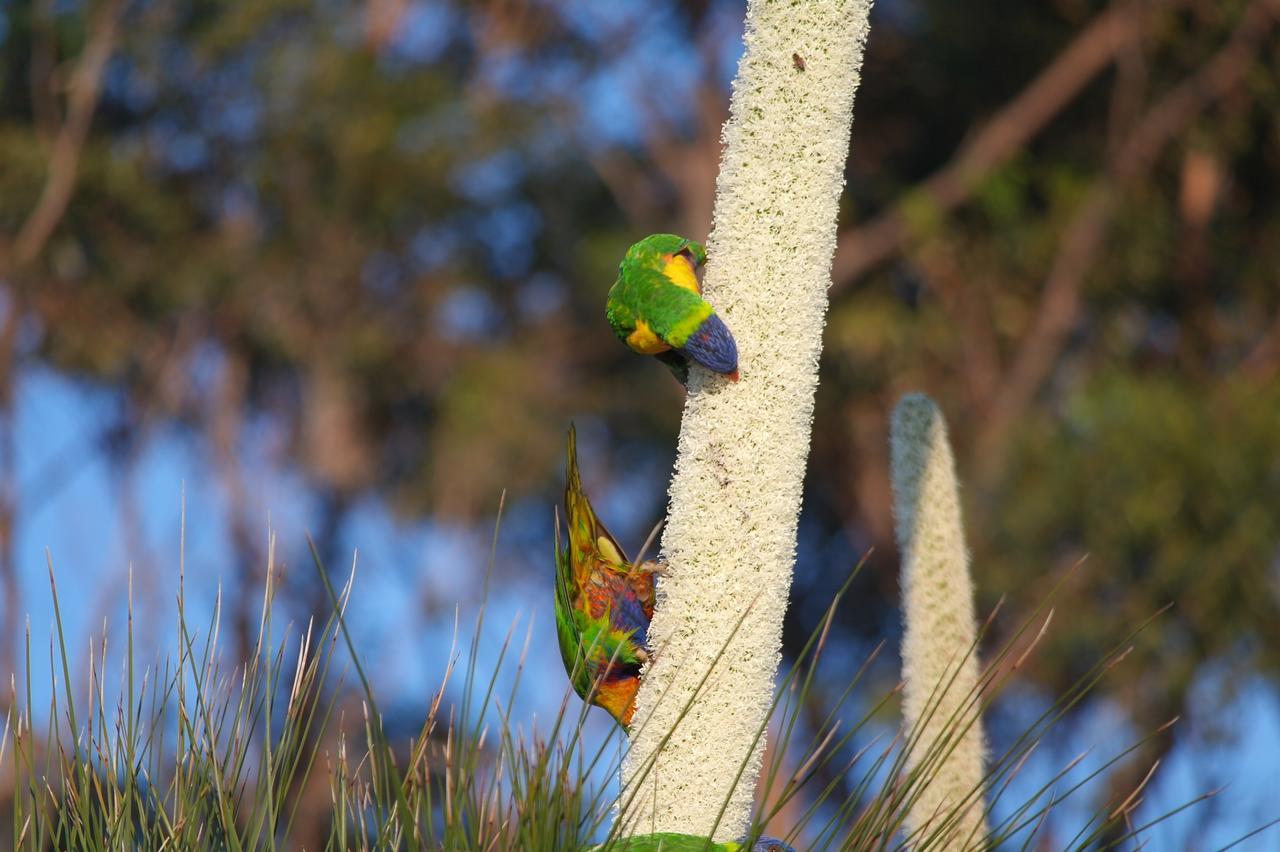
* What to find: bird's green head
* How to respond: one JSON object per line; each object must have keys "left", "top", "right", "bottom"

{"left": 626, "top": 234, "right": 706, "bottom": 269}
{"left": 680, "top": 238, "right": 707, "bottom": 267}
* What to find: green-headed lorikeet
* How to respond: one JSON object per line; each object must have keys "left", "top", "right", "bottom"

{"left": 554, "top": 425, "right": 661, "bottom": 727}
{"left": 606, "top": 234, "right": 740, "bottom": 384}
{"left": 596, "top": 833, "right": 797, "bottom": 851}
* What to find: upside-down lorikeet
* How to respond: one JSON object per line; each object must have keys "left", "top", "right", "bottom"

{"left": 554, "top": 425, "right": 661, "bottom": 727}
{"left": 597, "top": 833, "right": 797, "bottom": 852}
{"left": 606, "top": 234, "right": 740, "bottom": 384}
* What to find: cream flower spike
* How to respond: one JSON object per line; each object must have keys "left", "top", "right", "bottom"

{"left": 891, "top": 394, "right": 988, "bottom": 846}
{"left": 620, "top": 0, "right": 876, "bottom": 840}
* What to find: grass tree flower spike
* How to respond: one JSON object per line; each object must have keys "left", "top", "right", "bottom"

{"left": 890, "top": 394, "right": 988, "bottom": 846}
{"left": 620, "top": 0, "right": 875, "bottom": 840}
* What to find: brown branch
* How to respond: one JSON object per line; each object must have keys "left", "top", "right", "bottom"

{"left": 209, "top": 353, "right": 263, "bottom": 666}
{"left": 6, "top": 0, "right": 125, "bottom": 270}
{"left": 831, "top": 1, "right": 1161, "bottom": 289}
{"left": 1240, "top": 309, "right": 1280, "bottom": 382}
{"left": 1105, "top": 0, "right": 1151, "bottom": 159}
{"left": 0, "top": 307, "right": 18, "bottom": 702}
{"left": 912, "top": 240, "right": 1002, "bottom": 409}
{"left": 971, "top": 189, "right": 1110, "bottom": 468}
{"left": 586, "top": 28, "right": 726, "bottom": 239}
{"left": 1109, "top": 0, "right": 1277, "bottom": 186}
{"left": 645, "top": 81, "right": 725, "bottom": 240}
{"left": 364, "top": 0, "right": 408, "bottom": 49}
{"left": 587, "top": 149, "right": 667, "bottom": 229}
{"left": 974, "top": 0, "right": 1280, "bottom": 465}
{"left": 29, "top": 0, "right": 61, "bottom": 141}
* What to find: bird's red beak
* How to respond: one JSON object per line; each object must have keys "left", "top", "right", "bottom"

{"left": 727, "top": 369, "right": 740, "bottom": 382}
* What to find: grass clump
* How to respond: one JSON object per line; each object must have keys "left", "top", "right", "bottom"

{"left": 0, "top": 510, "right": 1234, "bottom": 850}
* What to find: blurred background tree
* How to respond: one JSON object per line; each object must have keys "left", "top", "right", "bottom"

{"left": 1, "top": 0, "right": 1278, "bottom": 846}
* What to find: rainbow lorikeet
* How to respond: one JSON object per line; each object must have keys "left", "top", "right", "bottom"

{"left": 554, "top": 425, "right": 661, "bottom": 727}
{"left": 599, "top": 833, "right": 796, "bottom": 852}
{"left": 606, "top": 234, "right": 740, "bottom": 384}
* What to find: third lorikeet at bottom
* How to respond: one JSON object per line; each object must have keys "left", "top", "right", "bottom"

{"left": 554, "top": 425, "right": 661, "bottom": 726}
{"left": 606, "top": 234, "right": 740, "bottom": 384}
{"left": 597, "top": 833, "right": 797, "bottom": 852}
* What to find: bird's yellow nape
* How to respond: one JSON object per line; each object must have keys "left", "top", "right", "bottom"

{"left": 661, "top": 253, "right": 702, "bottom": 295}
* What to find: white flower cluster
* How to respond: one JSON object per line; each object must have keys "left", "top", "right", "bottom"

{"left": 621, "top": 0, "right": 875, "bottom": 839}
{"left": 891, "top": 394, "right": 988, "bottom": 846}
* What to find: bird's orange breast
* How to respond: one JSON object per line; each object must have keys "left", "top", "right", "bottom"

{"left": 595, "top": 676, "right": 641, "bottom": 726}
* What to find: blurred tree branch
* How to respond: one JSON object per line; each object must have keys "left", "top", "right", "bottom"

{"left": 974, "top": 0, "right": 1280, "bottom": 467}
{"left": 29, "top": 0, "right": 61, "bottom": 142}
{"left": 912, "top": 239, "right": 1002, "bottom": 410}
{"left": 0, "top": 309, "right": 16, "bottom": 698}
{"left": 830, "top": 0, "right": 1167, "bottom": 289}
{"left": 210, "top": 351, "right": 265, "bottom": 665}
{"left": 3, "top": 0, "right": 125, "bottom": 271}
{"left": 585, "top": 27, "right": 729, "bottom": 239}
{"left": 1241, "top": 310, "right": 1280, "bottom": 382}
{"left": 0, "top": 0, "right": 125, "bottom": 701}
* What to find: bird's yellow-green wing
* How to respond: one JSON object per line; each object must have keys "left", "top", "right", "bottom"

{"left": 564, "top": 425, "right": 631, "bottom": 574}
